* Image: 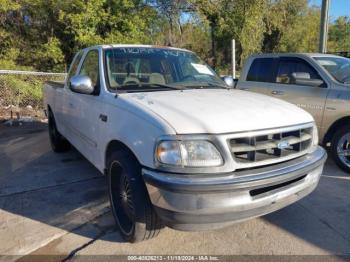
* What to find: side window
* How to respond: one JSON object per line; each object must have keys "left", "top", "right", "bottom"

{"left": 79, "top": 50, "right": 100, "bottom": 88}
{"left": 247, "top": 58, "right": 275, "bottom": 82}
{"left": 67, "top": 51, "right": 83, "bottom": 83}
{"left": 276, "top": 58, "right": 322, "bottom": 85}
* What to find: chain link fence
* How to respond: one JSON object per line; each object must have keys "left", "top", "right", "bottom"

{"left": 0, "top": 70, "right": 66, "bottom": 121}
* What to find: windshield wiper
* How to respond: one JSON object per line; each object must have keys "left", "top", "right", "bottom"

{"left": 116, "top": 83, "right": 185, "bottom": 94}
{"left": 183, "top": 81, "right": 229, "bottom": 89}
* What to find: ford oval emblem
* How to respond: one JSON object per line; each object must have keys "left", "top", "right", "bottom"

{"left": 277, "top": 140, "right": 290, "bottom": 150}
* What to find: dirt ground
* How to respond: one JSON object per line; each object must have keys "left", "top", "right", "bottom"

{"left": 0, "top": 107, "right": 45, "bottom": 123}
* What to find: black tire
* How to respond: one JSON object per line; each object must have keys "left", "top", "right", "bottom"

{"left": 331, "top": 126, "right": 350, "bottom": 173}
{"left": 48, "top": 110, "right": 71, "bottom": 153}
{"left": 107, "top": 150, "right": 162, "bottom": 242}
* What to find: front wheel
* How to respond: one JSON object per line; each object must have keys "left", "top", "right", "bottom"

{"left": 107, "top": 150, "right": 162, "bottom": 242}
{"left": 331, "top": 126, "right": 350, "bottom": 173}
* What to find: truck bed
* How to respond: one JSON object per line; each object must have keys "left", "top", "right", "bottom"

{"left": 45, "top": 81, "right": 65, "bottom": 88}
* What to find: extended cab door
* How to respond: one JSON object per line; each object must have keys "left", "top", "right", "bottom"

{"left": 264, "top": 57, "right": 329, "bottom": 129}
{"left": 55, "top": 51, "right": 83, "bottom": 138}
{"left": 236, "top": 57, "right": 278, "bottom": 94}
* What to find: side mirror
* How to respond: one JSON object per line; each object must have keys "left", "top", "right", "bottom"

{"left": 222, "top": 76, "right": 235, "bottom": 88}
{"left": 291, "top": 72, "right": 324, "bottom": 87}
{"left": 69, "top": 75, "right": 94, "bottom": 94}
{"left": 294, "top": 78, "right": 324, "bottom": 87}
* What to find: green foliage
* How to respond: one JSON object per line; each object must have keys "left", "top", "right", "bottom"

{"left": 0, "top": 0, "right": 350, "bottom": 74}
{"left": 0, "top": 0, "right": 20, "bottom": 13}
{"left": 0, "top": 74, "right": 64, "bottom": 108}
{"left": 193, "top": 0, "right": 322, "bottom": 69}
{"left": 148, "top": 0, "right": 192, "bottom": 46}
{"left": 328, "top": 16, "right": 350, "bottom": 52}
{"left": 265, "top": 0, "right": 320, "bottom": 53}
{"left": 32, "top": 37, "right": 66, "bottom": 72}
{"left": 56, "top": 0, "right": 160, "bottom": 62}
{"left": 0, "top": 0, "right": 160, "bottom": 72}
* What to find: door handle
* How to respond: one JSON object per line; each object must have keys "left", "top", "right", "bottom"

{"left": 271, "top": 90, "right": 284, "bottom": 95}
{"left": 239, "top": 87, "right": 249, "bottom": 91}
{"left": 99, "top": 114, "right": 108, "bottom": 122}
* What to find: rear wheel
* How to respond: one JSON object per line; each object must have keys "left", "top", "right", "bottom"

{"left": 107, "top": 150, "right": 162, "bottom": 242}
{"left": 48, "top": 110, "right": 71, "bottom": 152}
{"left": 331, "top": 126, "right": 350, "bottom": 173}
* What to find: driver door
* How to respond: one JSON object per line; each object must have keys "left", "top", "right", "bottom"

{"left": 67, "top": 49, "right": 105, "bottom": 167}
{"left": 264, "top": 57, "right": 329, "bottom": 129}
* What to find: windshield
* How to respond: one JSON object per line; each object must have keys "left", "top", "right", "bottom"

{"left": 104, "top": 47, "right": 226, "bottom": 91}
{"left": 314, "top": 56, "right": 350, "bottom": 84}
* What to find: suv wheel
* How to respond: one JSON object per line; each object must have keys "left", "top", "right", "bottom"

{"left": 107, "top": 150, "right": 162, "bottom": 242}
{"left": 331, "top": 126, "right": 350, "bottom": 173}
{"left": 48, "top": 110, "right": 71, "bottom": 152}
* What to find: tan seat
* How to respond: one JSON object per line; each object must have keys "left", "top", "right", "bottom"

{"left": 276, "top": 74, "right": 290, "bottom": 84}
{"left": 149, "top": 73, "right": 166, "bottom": 85}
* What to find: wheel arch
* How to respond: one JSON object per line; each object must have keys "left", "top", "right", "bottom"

{"left": 323, "top": 116, "right": 350, "bottom": 145}
{"left": 104, "top": 140, "right": 141, "bottom": 174}
{"left": 46, "top": 104, "right": 54, "bottom": 119}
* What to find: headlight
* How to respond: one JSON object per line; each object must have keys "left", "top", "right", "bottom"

{"left": 156, "top": 140, "right": 223, "bottom": 167}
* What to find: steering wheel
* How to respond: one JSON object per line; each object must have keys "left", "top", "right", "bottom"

{"left": 123, "top": 77, "right": 140, "bottom": 85}
{"left": 182, "top": 75, "right": 196, "bottom": 82}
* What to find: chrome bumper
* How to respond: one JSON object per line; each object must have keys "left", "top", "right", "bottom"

{"left": 142, "top": 146, "right": 327, "bottom": 231}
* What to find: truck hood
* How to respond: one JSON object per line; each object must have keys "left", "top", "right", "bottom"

{"left": 125, "top": 89, "right": 314, "bottom": 134}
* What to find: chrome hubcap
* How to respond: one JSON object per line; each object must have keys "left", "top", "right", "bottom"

{"left": 337, "top": 133, "right": 350, "bottom": 167}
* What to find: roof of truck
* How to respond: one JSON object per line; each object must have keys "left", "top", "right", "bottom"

{"left": 87, "top": 44, "right": 192, "bottom": 53}
{"left": 249, "top": 53, "right": 342, "bottom": 59}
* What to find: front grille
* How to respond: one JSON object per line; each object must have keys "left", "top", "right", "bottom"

{"left": 229, "top": 126, "right": 313, "bottom": 164}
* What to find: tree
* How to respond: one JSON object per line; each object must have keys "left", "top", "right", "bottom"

{"left": 56, "top": 0, "right": 160, "bottom": 67}
{"left": 193, "top": 0, "right": 268, "bottom": 71}
{"left": 328, "top": 16, "right": 350, "bottom": 52}
{"left": 0, "top": 0, "right": 160, "bottom": 71}
{"left": 0, "top": 0, "right": 23, "bottom": 69}
{"left": 148, "top": 0, "right": 193, "bottom": 46}
{"left": 264, "top": 0, "right": 320, "bottom": 53}
{"left": 0, "top": 0, "right": 348, "bottom": 74}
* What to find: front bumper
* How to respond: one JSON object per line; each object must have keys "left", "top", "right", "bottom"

{"left": 143, "top": 146, "right": 327, "bottom": 231}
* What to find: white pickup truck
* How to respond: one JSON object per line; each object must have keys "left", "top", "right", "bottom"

{"left": 44, "top": 45, "right": 326, "bottom": 242}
